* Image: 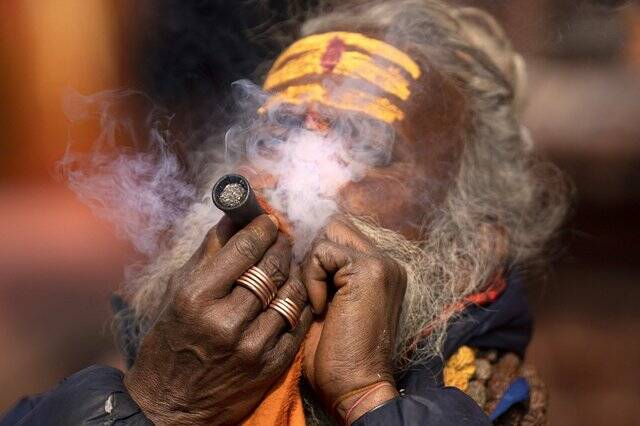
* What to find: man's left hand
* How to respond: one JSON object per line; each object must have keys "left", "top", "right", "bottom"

{"left": 301, "top": 216, "right": 407, "bottom": 424}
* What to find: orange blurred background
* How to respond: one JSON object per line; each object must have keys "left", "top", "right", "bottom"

{"left": 0, "top": 0, "right": 129, "bottom": 404}
{"left": 1, "top": 1, "right": 639, "bottom": 425}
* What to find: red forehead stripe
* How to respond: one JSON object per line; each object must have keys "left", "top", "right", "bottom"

{"left": 320, "top": 37, "right": 346, "bottom": 73}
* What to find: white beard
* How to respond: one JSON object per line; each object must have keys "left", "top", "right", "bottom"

{"left": 348, "top": 216, "right": 498, "bottom": 368}
{"left": 299, "top": 215, "right": 500, "bottom": 425}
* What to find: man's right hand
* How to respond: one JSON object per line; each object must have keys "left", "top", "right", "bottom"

{"left": 124, "top": 214, "right": 311, "bottom": 425}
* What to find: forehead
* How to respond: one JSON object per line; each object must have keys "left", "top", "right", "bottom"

{"left": 260, "top": 31, "right": 468, "bottom": 162}
{"left": 261, "top": 32, "right": 420, "bottom": 125}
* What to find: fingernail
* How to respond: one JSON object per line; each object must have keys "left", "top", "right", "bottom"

{"left": 268, "top": 214, "right": 279, "bottom": 228}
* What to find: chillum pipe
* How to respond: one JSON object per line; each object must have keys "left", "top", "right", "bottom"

{"left": 212, "top": 173, "right": 265, "bottom": 228}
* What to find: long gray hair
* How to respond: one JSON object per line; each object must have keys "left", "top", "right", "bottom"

{"left": 275, "top": 0, "right": 569, "bottom": 366}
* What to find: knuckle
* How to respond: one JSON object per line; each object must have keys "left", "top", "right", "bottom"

{"left": 261, "top": 255, "right": 287, "bottom": 284}
{"left": 363, "top": 257, "right": 403, "bottom": 292}
{"left": 314, "top": 240, "right": 332, "bottom": 257}
{"left": 286, "top": 277, "right": 308, "bottom": 304}
{"left": 248, "top": 218, "right": 273, "bottom": 241}
{"left": 210, "top": 315, "right": 241, "bottom": 346}
{"left": 236, "top": 339, "right": 263, "bottom": 364}
{"left": 173, "top": 286, "right": 200, "bottom": 317}
{"left": 232, "top": 231, "right": 263, "bottom": 261}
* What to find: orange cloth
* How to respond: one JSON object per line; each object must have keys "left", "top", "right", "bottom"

{"left": 241, "top": 348, "right": 306, "bottom": 426}
{"left": 243, "top": 180, "right": 305, "bottom": 426}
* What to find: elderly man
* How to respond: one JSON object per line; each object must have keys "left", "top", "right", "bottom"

{"left": 2, "top": 1, "right": 566, "bottom": 425}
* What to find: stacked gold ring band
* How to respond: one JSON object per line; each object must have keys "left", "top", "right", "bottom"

{"left": 236, "top": 266, "right": 277, "bottom": 309}
{"left": 269, "top": 297, "right": 302, "bottom": 330}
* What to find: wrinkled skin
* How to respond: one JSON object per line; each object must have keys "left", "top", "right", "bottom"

{"left": 125, "top": 213, "right": 406, "bottom": 425}
{"left": 125, "top": 215, "right": 312, "bottom": 425}
{"left": 302, "top": 216, "right": 407, "bottom": 421}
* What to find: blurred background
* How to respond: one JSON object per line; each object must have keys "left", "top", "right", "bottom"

{"left": 1, "top": 1, "right": 639, "bottom": 424}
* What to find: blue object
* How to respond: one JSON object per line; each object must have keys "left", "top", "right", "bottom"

{"left": 489, "top": 377, "right": 530, "bottom": 421}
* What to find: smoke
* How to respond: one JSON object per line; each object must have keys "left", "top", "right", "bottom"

{"left": 58, "top": 78, "right": 398, "bottom": 264}
{"left": 59, "top": 89, "right": 196, "bottom": 257}
{"left": 59, "top": 77, "right": 403, "bottom": 355}
{"left": 225, "top": 80, "right": 396, "bottom": 258}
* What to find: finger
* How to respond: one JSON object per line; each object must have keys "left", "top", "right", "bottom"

{"left": 302, "top": 239, "right": 357, "bottom": 314}
{"left": 225, "top": 233, "right": 292, "bottom": 321}
{"left": 322, "top": 215, "right": 377, "bottom": 254}
{"left": 244, "top": 264, "right": 308, "bottom": 351}
{"left": 168, "top": 215, "right": 238, "bottom": 297}
{"left": 189, "top": 215, "right": 238, "bottom": 263}
{"left": 265, "top": 305, "right": 313, "bottom": 373}
{"left": 193, "top": 214, "right": 279, "bottom": 298}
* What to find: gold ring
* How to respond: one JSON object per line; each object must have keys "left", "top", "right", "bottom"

{"left": 236, "top": 266, "right": 277, "bottom": 309}
{"left": 269, "top": 297, "right": 302, "bottom": 330}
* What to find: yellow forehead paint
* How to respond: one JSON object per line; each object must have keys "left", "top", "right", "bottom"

{"left": 259, "top": 83, "right": 405, "bottom": 123}
{"left": 261, "top": 32, "right": 422, "bottom": 124}
{"left": 269, "top": 32, "right": 421, "bottom": 79}
{"left": 265, "top": 50, "right": 412, "bottom": 101}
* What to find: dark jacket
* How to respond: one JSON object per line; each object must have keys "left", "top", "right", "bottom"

{"left": 1, "top": 273, "right": 532, "bottom": 426}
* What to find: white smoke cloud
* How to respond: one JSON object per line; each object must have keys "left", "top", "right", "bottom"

{"left": 225, "top": 80, "right": 397, "bottom": 258}
{"left": 61, "top": 77, "right": 400, "bottom": 262}
{"left": 60, "top": 89, "right": 196, "bottom": 257}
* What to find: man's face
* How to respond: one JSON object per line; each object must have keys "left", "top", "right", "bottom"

{"left": 240, "top": 64, "right": 468, "bottom": 241}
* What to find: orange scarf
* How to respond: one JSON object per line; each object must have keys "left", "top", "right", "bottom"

{"left": 241, "top": 348, "right": 306, "bottom": 426}
{"left": 239, "top": 194, "right": 305, "bottom": 426}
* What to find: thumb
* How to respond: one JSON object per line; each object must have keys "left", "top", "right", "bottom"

{"left": 302, "top": 239, "right": 356, "bottom": 314}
